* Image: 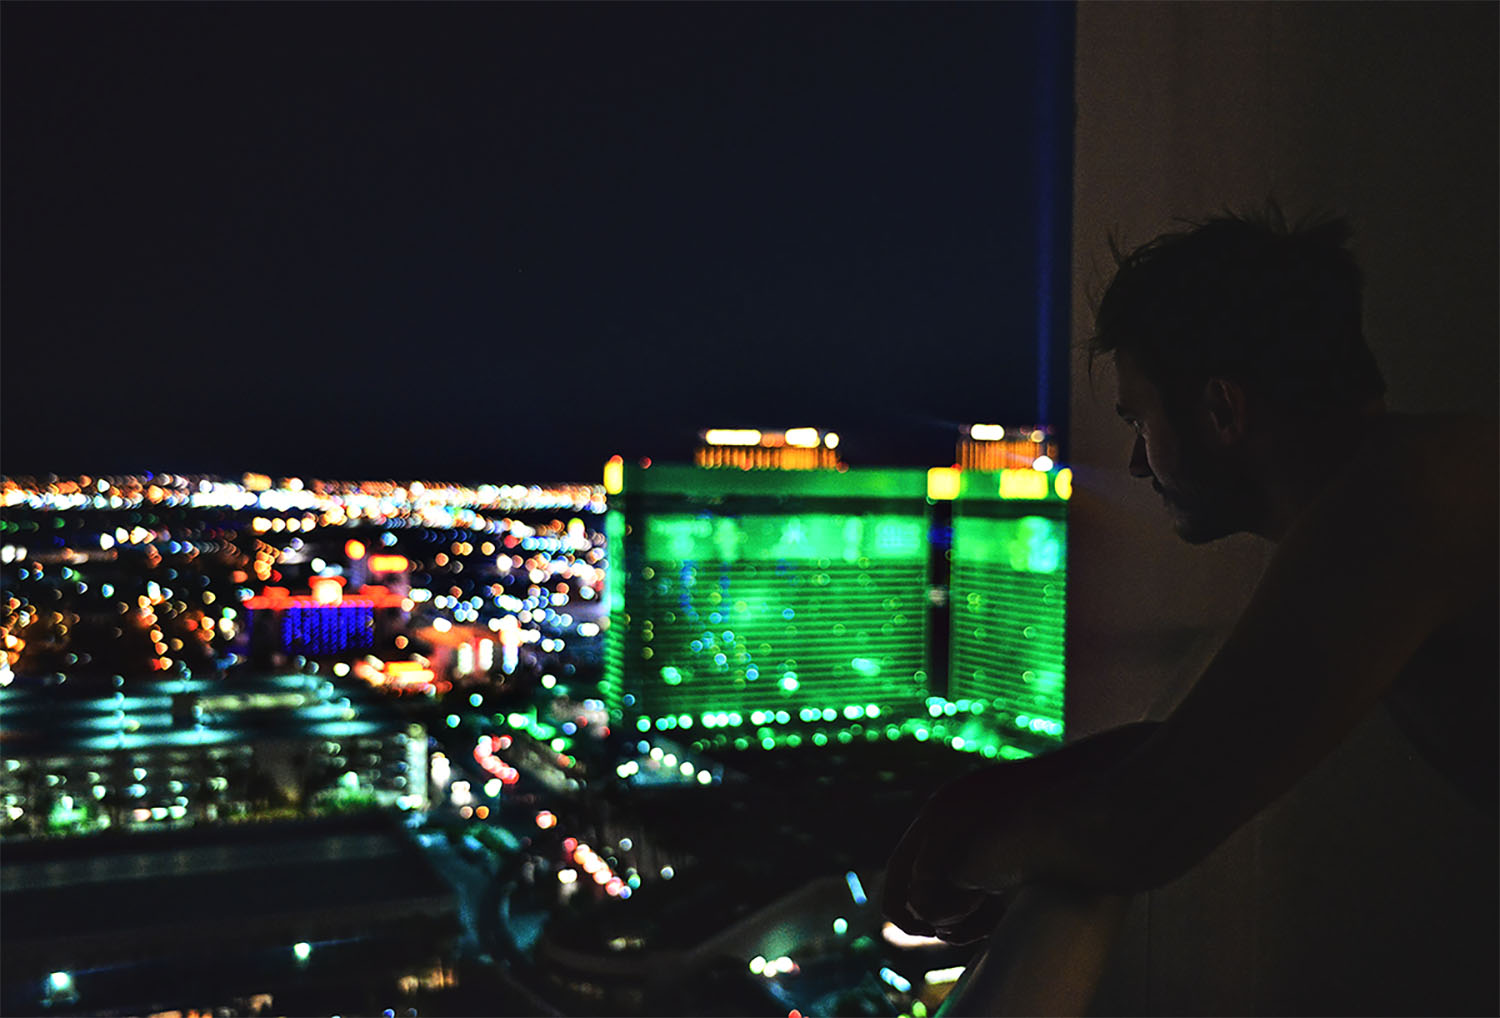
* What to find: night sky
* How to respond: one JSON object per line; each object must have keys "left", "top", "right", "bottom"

{"left": 2, "top": 3, "right": 1072, "bottom": 483}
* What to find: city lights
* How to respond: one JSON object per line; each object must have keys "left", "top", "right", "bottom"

{"left": 692, "top": 428, "right": 845, "bottom": 470}
{"left": 704, "top": 429, "right": 763, "bottom": 446}
{"left": 3, "top": 446, "right": 1067, "bottom": 1014}
{"left": 845, "top": 870, "right": 868, "bottom": 906}
{"left": 0, "top": 0, "right": 1128, "bottom": 1008}
{"left": 880, "top": 966, "right": 913, "bottom": 993}
{"left": 927, "top": 466, "right": 961, "bottom": 501}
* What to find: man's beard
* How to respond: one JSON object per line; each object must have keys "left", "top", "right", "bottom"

{"left": 1158, "top": 448, "right": 1258, "bottom": 544}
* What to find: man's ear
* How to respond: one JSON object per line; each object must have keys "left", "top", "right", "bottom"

{"left": 1200, "top": 377, "right": 1250, "bottom": 445}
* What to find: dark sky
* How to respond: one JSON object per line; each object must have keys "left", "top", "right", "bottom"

{"left": 2, "top": 2, "right": 1072, "bottom": 483}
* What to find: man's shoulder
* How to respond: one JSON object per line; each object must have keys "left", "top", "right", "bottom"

{"left": 1341, "top": 412, "right": 1497, "bottom": 512}
{"left": 1364, "top": 411, "right": 1498, "bottom": 475}
{"left": 1331, "top": 411, "right": 1498, "bottom": 596}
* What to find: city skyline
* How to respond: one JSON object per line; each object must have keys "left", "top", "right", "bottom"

{"left": 1, "top": 447, "right": 1055, "bottom": 1015}
{"left": 1, "top": 4, "right": 1072, "bottom": 482}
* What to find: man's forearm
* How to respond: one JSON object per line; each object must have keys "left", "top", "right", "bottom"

{"left": 996, "top": 721, "right": 1192, "bottom": 895}
{"left": 1029, "top": 708, "right": 1306, "bottom": 894}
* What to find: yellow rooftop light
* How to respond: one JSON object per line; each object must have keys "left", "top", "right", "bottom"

{"left": 784, "top": 427, "right": 821, "bottom": 448}
{"left": 927, "top": 467, "right": 961, "bottom": 501}
{"left": 603, "top": 455, "right": 624, "bottom": 495}
{"left": 999, "top": 468, "right": 1049, "bottom": 500}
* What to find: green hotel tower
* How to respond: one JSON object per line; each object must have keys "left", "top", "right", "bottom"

{"left": 601, "top": 459, "right": 934, "bottom": 742}
{"left": 601, "top": 435, "right": 1071, "bottom": 756}
{"left": 944, "top": 466, "right": 1070, "bottom": 749}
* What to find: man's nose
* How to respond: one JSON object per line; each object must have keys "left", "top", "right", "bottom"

{"left": 1128, "top": 435, "right": 1153, "bottom": 479}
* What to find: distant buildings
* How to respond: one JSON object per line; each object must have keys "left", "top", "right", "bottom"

{"left": 0, "top": 473, "right": 609, "bottom": 1016}
{"left": 942, "top": 466, "right": 1069, "bottom": 742}
{"left": 1, "top": 447, "right": 1067, "bottom": 1016}
{"left": 601, "top": 461, "right": 933, "bottom": 742}
{"left": 0, "top": 671, "right": 427, "bottom": 839}
{"left": 244, "top": 577, "right": 407, "bottom": 658}
{"left": 956, "top": 423, "right": 1059, "bottom": 473}
{"left": 692, "top": 427, "right": 844, "bottom": 471}
{"left": 602, "top": 425, "right": 1071, "bottom": 757}
{"left": 1, "top": 813, "right": 461, "bottom": 1017}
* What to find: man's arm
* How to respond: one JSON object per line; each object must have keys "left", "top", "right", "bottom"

{"left": 894, "top": 431, "right": 1496, "bottom": 919}
{"left": 884, "top": 722, "right": 1160, "bottom": 939}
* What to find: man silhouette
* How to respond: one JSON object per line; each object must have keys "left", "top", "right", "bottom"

{"left": 883, "top": 209, "right": 1497, "bottom": 961}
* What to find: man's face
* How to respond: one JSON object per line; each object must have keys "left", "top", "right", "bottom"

{"left": 1113, "top": 351, "right": 1252, "bottom": 543}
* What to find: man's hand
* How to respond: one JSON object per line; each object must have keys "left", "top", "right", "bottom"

{"left": 882, "top": 722, "right": 1161, "bottom": 942}
{"left": 883, "top": 764, "right": 1032, "bottom": 941}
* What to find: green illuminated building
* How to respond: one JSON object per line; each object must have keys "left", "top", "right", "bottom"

{"left": 601, "top": 464, "right": 933, "bottom": 740}
{"left": 946, "top": 468, "right": 1069, "bottom": 746}
{"left": 602, "top": 460, "right": 1071, "bottom": 757}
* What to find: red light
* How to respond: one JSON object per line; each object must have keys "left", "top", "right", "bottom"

{"left": 562, "top": 837, "right": 578, "bottom": 854}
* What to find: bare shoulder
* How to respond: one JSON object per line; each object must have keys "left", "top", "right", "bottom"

{"left": 1350, "top": 411, "right": 1496, "bottom": 490}
{"left": 1229, "top": 411, "right": 1495, "bottom": 700}
{"left": 1362, "top": 415, "right": 1499, "bottom": 809}
{"left": 1314, "top": 412, "right": 1497, "bottom": 593}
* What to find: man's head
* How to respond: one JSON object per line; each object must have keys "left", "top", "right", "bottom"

{"left": 1090, "top": 207, "right": 1386, "bottom": 542}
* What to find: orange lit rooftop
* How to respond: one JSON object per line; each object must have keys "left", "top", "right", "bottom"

{"left": 693, "top": 428, "right": 844, "bottom": 470}
{"left": 957, "top": 423, "right": 1059, "bottom": 472}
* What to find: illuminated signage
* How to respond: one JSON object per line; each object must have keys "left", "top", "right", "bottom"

{"left": 927, "top": 466, "right": 961, "bottom": 501}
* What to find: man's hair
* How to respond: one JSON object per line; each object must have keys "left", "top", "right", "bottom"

{"left": 1089, "top": 206, "right": 1386, "bottom": 416}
